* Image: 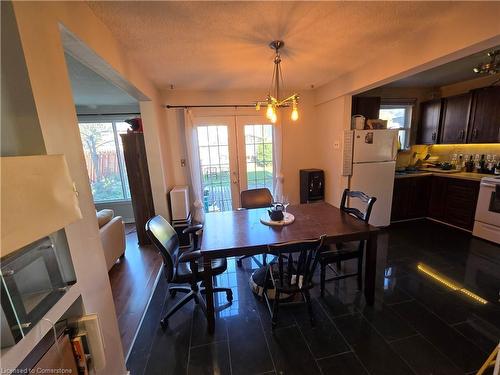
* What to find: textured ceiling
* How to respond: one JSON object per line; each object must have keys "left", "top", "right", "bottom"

{"left": 65, "top": 52, "right": 138, "bottom": 107}
{"left": 388, "top": 47, "right": 500, "bottom": 88}
{"left": 87, "top": 1, "right": 488, "bottom": 90}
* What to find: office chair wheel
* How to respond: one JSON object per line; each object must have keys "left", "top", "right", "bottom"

{"left": 236, "top": 258, "right": 243, "bottom": 267}
{"left": 226, "top": 290, "right": 233, "bottom": 302}
{"left": 169, "top": 290, "right": 177, "bottom": 298}
{"left": 160, "top": 319, "right": 168, "bottom": 330}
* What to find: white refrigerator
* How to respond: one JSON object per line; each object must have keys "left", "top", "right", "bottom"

{"left": 349, "top": 129, "right": 399, "bottom": 227}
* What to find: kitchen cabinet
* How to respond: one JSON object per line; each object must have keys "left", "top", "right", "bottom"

{"left": 352, "top": 96, "right": 381, "bottom": 120}
{"left": 391, "top": 176, "right": 431, "bottom": 221}
{"left": 392, "top": 175, "right": 480, "bottom": 231}
{"left": 468, "top": 86, "right": 500, "bottom": 143}
{"left": 440, "top": 93, "right": 472, "bottom": 144}
{"left": 417, "top": 99, "right": 442, "bottom": 144}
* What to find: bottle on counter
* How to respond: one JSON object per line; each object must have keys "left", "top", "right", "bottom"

{"left": 465, "top": 155, "right": 475, "bottom": 173}
{"left": 495, "top": 161, "right": 500, "bottom": 175}
{"left": 479, "top": 154, "right": 486, "bottom": 173}
{"left": 457, "top": 154, "right": 463, "bottom": 171}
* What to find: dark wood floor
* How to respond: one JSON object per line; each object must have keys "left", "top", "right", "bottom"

{"left": 108, "top": 225, "right": 162, "bottom": 357}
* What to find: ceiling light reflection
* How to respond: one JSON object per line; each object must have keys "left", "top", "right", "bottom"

{"left": 417, "top": 263, "right": 488, "bottom": 305}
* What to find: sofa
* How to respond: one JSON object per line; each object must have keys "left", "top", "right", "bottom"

{"left": 96, "top": 209, "right": 126, "bottom": 271}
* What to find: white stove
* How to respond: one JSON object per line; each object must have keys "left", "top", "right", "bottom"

{"left": 473, "top": 175, "right": 500, "bottom": 244}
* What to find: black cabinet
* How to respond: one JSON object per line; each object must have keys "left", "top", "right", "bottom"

{"left": 418, "top": 99, "right": 442, "bottom": 144}
{"left": 468, "top": 86, "right": 500, "bottom": 143}
{"left": 391, "top": 176, "right": 431, "bottom": 221}
{"left": 440, "top": 93, "right": 472, "bottom": 144}
{"left": 352, "top": 96, "right": 381, "bottom": 120}
{"left": 427, "top": 176, "right": 479, "bottom": 230}
{"left": 392, "top": 176, "right": 479, "bottom": 231}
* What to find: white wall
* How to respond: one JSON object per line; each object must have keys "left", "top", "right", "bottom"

{"left": 8, "top": 2, "right": 172, "bottom": 373}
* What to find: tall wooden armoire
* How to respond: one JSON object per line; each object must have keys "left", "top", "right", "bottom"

{"left": 120, "top": 132, "right": 155, "bottom": 245}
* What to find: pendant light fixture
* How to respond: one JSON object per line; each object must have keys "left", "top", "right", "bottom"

{"left": 255, "top": 40, "right": 299, "bottom": 123}
{"left": 473, "top": 50, "right": 500, "bottom": 75}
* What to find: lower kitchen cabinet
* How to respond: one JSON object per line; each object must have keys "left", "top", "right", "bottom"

{"left": 391, "top": 176, "right": 431, "bottom": 221}
{"left": 392, "top": 176, "right": 480, "bottom": 230}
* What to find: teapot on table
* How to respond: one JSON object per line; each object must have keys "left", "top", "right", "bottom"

{"left": 268, "top": 203, "right": 285, "bottom": 221}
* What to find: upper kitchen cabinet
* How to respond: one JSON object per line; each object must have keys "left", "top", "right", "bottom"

{"left": 352, "top": 96, "right": 381, "bottom": 119}
{"left": 440, "top": 93, "right": 472, "bottom": 144}
{"left": 417, "top": 99, "right": 442, "bottom": 144}
{"left": 468, "top": 86, "right": 500, "bottom": 143}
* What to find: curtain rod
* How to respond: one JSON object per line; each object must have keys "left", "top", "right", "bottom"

{"left": 164, "top": 104, "right": 255, "bottom": 109}
{"left": 77, "top": 112, "right": 141, "bottom": 116}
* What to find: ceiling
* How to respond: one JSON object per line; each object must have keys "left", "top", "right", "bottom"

{"left": 387, "top": 47, "right": 500, "bottom": 88}
{"left": 86, "top": 1, "right": 484, "bottom": 91}
{"left": 65, "top": 52, "right": 138, "bottom": 107}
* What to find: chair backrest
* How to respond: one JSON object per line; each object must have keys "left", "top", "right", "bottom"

{"left": 145, "top": 215, "right": 180, "bottom": 282}
{"left": 267, "top": 235, "right": 326, "bottom": 290}
{"left": 240, "top": 188, "right": 273, "bottom": 209}
{"left": 340, "top": 189, "right": 377, "bottom": 223}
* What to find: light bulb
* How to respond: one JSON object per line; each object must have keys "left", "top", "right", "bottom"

{"left": 271, "top": 111, "right": 277, "bottom": 124}
{"left": 266, "top": 104, "right": 274, "bottom": 119}
{"left": 256, "top": 102, "right": 261, "bottom": 111}
{"left": 291, "top": 107, "right": 299, "bottom": 121}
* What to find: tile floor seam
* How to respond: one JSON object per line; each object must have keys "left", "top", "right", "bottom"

{"left": 315, "top": 349, "right": 354, "bottom": 362}
{"left": 417, "top": 331, "right": 465, "bottom": 374}
{"left": 315, "top": 298, "right": 372, "bottom": 375}
{"left": 185, "top": 304, "right": 195, "bottom": 375}
{"left": 292, "top": 309, "right": 324, "bottom": 375}
{"left": 386, "top": 333, "right": 422, "bottom": 344}
{"left": 386, "top": 300, "right": 479, "bottom": 373}
{"left": 255, "top": 292, "right": 278, "bottom": 375}
{"left": 358, "top": 309, "right": 419, "bottom": 375}
{"left": 189, "top": 338, "right": 229, "bottom": 350}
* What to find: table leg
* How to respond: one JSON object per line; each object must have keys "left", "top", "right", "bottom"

{"left": 203, "top": 257, "right": 215, "bottom": 334}
{"left": 364, "top": 233, "right": 378, "bottom": 305}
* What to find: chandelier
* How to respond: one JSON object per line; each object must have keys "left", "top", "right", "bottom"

{"left": 473, "top": 50, "right": 500, "bottom": 75}
{"left": 255, "top": 40, "right": 299, "bottom": 123}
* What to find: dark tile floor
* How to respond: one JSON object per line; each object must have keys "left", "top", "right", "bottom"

{"left": 127, "top": 219, "right": 500, "bottom": 375}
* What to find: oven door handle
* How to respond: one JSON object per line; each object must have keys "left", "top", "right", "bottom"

{"left": 480, "top": 182, "right": 498, "bottom": 188}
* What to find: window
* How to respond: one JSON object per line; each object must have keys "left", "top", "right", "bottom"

{"left": 379, "top": 104, "right": 413, "bottom": 149}
{"left": 78, "top": 120, "right": 131, "bottom": 202}
{"left": 243, "top": 124, "right": 274, "bottom": 192}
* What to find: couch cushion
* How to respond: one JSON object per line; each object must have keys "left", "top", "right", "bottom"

{"left": 97, "top": 209, "right": 114, "bottom": 228}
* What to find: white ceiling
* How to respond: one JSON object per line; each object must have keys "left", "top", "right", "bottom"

{"left": 87, "top": 1, "right": 483, "bottom": 91}
{"left": 65, "top": 52, "right": 138, "bottom": 107}
{"left": 387, "top": 47, "right": 500, "bottom": 88}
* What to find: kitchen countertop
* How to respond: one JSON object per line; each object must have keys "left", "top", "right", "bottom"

{"left": 394, "top": 171, "right": 492, "bottom": 181}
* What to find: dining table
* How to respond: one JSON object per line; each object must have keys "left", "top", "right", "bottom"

{"left": 200, "top": 202, "right": 379, "bottom": 333}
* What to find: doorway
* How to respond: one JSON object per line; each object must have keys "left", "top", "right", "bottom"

{"left": 193, "top": 115, "right": 275, "bottom": 212}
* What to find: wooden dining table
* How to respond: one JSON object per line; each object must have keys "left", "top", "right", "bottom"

{"left": 200, "top": 202, "right": 379, "bottom": 333}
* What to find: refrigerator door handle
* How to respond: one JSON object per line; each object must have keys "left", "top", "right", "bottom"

{"left": 391, "top": 133, "right": 398, "bottom": 160}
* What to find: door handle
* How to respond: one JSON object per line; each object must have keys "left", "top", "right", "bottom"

{"left": 472, "top": 128, "right": 478, "bottom": 139}
{"left": 431, "top": 132, "right": 436, "bottom": 141}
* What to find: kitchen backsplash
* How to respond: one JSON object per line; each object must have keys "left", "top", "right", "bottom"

{"left": 397, "top": 144, "right": 500, "bottom": 168}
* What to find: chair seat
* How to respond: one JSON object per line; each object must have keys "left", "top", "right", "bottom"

{"left": 175, "top": 258, "right": 227, "bottom": 283}
{"left": 320, "top": 244, "right": 361, "bottom": 263}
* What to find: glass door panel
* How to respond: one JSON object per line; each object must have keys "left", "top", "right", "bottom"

{"left": 194, "top": 117, "right": 239, "bottom": 211}
{"left": 236, "top": 117, "right": 274, "bottom": 193}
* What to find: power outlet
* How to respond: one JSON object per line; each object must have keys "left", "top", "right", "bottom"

{"left": 333, "top": 140, "right": 340, "bottom": 149}
{"left": 180, "top": 159, "right": 186, "bottom": 167}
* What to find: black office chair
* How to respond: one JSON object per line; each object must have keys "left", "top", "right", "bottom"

{"left": 319, "top": 189, "right": 376, "bottom": 297}
{"left": 236, "top": 188, "right": 273, "bottom": 268}
{"left": 145, "top": 215, "right": 232, "bottom": 328}
{"left": 263, "top": 236, "right": 326, "bottom": 329}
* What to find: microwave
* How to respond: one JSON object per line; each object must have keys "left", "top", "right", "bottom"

{"left": 1, "top": 236, "right": 75, "bottom": 348}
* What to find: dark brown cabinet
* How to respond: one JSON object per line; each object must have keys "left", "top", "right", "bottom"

{"left": 468, "top": 86, "right": 500, "bottom": 143}
{"left": 418, "top": 99, "right": 442, "bottom": 144}
{"left": 352, "top": 96, "right": 381, "bottom": 120}
{"left": 392, "top": 175, "right": 480, "bottom": 231}
{"left": 440, "top": 93, "right": 472, "bottom": 144}
{"left": 391, "top": 176, "right": 431, "bottom": 221}
{"left": 121, "top": 132, "right": 155, "bottom": 245}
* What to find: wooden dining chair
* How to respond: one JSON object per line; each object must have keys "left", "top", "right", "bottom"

{"left": 236, "top": 188, "right": 273, "bottom": 268}
{"left": 262, "top": 235, "right": 326, "bottom": 329}
{"left": 319, "top": 189, "right": 376, "bottom": 297}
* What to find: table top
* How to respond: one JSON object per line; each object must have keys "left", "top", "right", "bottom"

{"left": 200, "top": 202, "right": 378, "bottom": 258}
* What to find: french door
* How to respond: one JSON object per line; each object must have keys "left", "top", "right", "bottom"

{"left": 193, "top": 115, "right": 274, "bottom": 212}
